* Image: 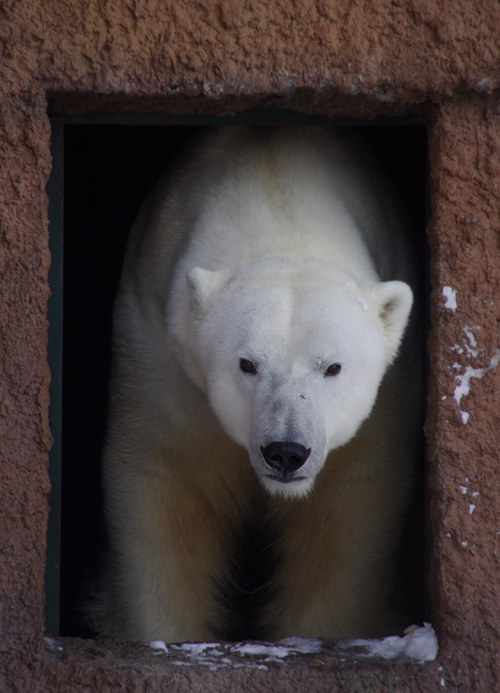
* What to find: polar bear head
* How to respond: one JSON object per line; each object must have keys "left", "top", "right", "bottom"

{"left": 178, "top": 257, "right": 412, "bottom": 498}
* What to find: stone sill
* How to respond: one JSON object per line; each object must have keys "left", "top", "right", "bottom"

{"left": 42, "top": 635, "right": 445, "bottom": 691}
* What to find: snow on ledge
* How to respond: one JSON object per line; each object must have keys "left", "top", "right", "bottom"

{"left": 44, "top": 636, "right": 64, "bottom": 652}
{"left": 149, "top": 636, "right": 323, "bottom": 670}
{"left": 339, "top": 623, "right": 438, "bottom": 663}
{"left": 148, "top": 625, "right": 437, "bottom": 668}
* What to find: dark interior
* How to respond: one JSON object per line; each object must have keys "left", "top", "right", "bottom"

{"left": 60, "top": 121, "right": 428, "bottom": 637}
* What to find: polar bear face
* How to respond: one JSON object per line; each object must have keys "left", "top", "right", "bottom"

{"left": 180, "top": 259, "right": 412, "bottom": 498}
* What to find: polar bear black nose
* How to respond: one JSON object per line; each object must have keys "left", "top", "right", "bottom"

{"left": 260, "top": 442, "right": 311, "bottom": 474}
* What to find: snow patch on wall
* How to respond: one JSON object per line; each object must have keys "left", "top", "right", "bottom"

{"left": 462, "top": 326, "right": 483, "bottom": 359}
{"left": 442, "top": 286, "right": 457, "bottom": 311}
{"left": 454, "top": 349, "right": 500, "bottom": 406}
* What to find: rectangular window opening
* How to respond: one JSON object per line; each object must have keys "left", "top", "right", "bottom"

{"left": 46, "top": 112, "right": 429, "bottom": 641}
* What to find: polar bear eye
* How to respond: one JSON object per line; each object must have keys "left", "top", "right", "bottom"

{"left": 325, "top": 363, "right": 341, "bottom": 377}
{"left": 240, "top": 358, "right": 257, "bottom": 374}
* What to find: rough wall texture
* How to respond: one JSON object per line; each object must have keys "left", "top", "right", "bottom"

{"left": 426, "top": 95, "right": 500, "bottom": 686}
{"left": 1, "top": 0, "right": 500, "bottom": 690}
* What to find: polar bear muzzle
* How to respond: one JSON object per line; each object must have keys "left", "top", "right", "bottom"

{"left": 260, "top": 441, "right": 311, "bottom": 480}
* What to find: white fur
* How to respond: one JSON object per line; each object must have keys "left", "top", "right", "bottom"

{"left": 96, "top": 127, "right": 422, "bottom": 642}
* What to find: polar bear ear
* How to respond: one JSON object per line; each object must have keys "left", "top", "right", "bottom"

{"left": 187, "top": 267, "right": 232, "bottom": 314}
{"left": 371, "top": 281, "right": 413, "bottom": 362}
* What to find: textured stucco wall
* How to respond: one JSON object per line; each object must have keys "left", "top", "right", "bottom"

{"left": 426, "top": 95, "right": 500, "bottom": 683}
{"left": 1, "top": 0, "right": 500, "bottom": 690}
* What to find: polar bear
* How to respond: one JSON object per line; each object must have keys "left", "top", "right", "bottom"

{"left": 95, "top": 126, "right": 423, "bottom": 643}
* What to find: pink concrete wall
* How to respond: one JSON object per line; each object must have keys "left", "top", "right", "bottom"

{"left": 1, "top": 1, "right": 500, "bottom": 689}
